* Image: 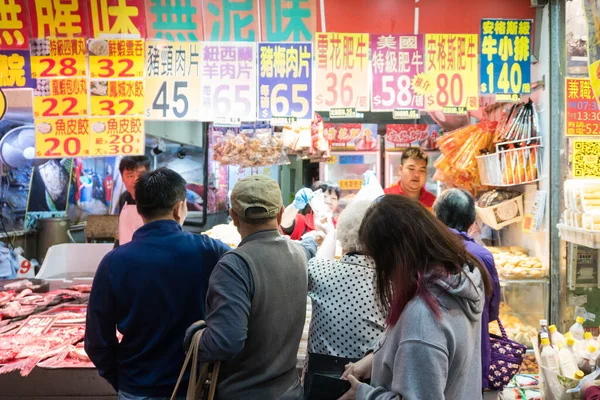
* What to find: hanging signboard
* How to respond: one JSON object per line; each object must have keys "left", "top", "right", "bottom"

{"left": 260, "top": 0, "right": 316, "bottom": 42}
{"left": 33, "top": 78, "right": 88, "bottom": 118}
{"left": 27, "top": 0, "right": 89, "bottom": 39}
{"left": 91, "top": 81, "right": 144, "bottom": 117}
{"left": 88, "top": 0, "right": 146, "bottom": 38}
{"left": 573, "top": 139, "right": 600, "bottom": 178}
{"left": 144, "top": 41, "right": 201, "bottom": 120}
{"left": 257, "top": 42, "right": 313, "bottom": 121}
{"left": 385, "top": 124, "right": 440, "bottom": 151}
{"left": 90, "top": 116, "right": 145, "bottom": 156}
{"left": 199, "top": 42, "right": 257, "bottom": 121}
{"left": 30, "top": 38, "right": 87, "bottom": 79}
{"left": 89, "top": 39, "right": 144, "bottom": 79}
{"left": 423, "top": 34, "right": 479, "bottom": 112}
{"left": 315, "top": 33, "right": 369, "bottom": 112}
{"left": 371, "top": 34, "right": 425, "bottom": 112}
{"left": 0, "top": 50, "right": 35, "bottom": 89}
{"left": 146, "top": 0, "right": 203, "bottom": 41}
{"left": 35, "top": 117, "right": 91, "bottom": 158}
{"left": 566, "top": 78, "right": 600, "bottom": 136}
{"left": 480, "top": 19, "right": 532, "bottom": 96}
{"left": 0, "top": 0, "right": 29, "bottom": 49}
{"left": 324, "top": 123, "right": 378, "bottom": 151}
{"left": 203, "top": 0, "right": 257, "bottom": 41}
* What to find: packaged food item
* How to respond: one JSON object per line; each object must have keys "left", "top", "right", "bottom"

{"left": 540, "top": 338, "right": 561, "bottom": 375}
{"left": 569, "top": 316, "right": 586, "bottom": 341}
{"left": 558, "top": 341, "right": 579, "bottom": 378}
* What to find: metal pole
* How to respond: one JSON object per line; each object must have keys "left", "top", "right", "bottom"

{"left": 549, "top": 0, "right": 566, "bottom": 327}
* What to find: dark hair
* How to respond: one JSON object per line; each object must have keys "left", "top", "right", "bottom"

{"left": 135, "top": 168, "right": 186, "bottom": 220}
{"left": 433, "top": 189, "right": 477, "bottom": 233}
{"left": 310, "top": 181, "right": 341, "bottom": 200}
{"left": 401, "top": 147, "right": 428, "bottom": 165}
{"left": 359, "top": 195, "right": 491, "bottom": 327}
{"left": 119, "top": 156, "right": 150, "bottom": 175}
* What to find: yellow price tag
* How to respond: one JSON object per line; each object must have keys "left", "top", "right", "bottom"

{"left": 90, "top": 56, "right": 144, "bottom": 79}
{"left": 338, "top": 179, "right": 363, "bottom": 190}
{"left": 91, "top": 96, "right": 144, "bottom": 117}
{"left": 90, "top": 117, "right": 145, "bottom": 157}
{"left": 34, "top": 95, "right": 88, "bottom": 118}
{"left": 35, "top": 117, "right": 91, "bottom": 159}
{"left": 31, "top": 56, "right": 87, "bottom": 78}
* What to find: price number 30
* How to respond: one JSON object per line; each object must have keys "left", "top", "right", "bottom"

{"left": 270, "top": 83, "right": 310, "bottom": 118}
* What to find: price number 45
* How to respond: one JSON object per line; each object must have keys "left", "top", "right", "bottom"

{"left": 150, "top": 82, "right": 188, "bottom": 118}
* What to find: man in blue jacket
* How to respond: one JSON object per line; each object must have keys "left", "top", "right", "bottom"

{"left": 85, "top": 168, "right": 231, "bottom": 400}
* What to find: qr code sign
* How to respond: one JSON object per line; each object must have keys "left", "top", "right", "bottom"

{"left": 573, "top": 139, "right": 600, "bottom": 177}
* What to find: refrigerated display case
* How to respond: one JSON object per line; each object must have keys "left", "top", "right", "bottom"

{"left": 384, "top": 124, "right": 441, "bottom": 195}
{"left": 320, "top": 124, "right": 380, "bottom": 213}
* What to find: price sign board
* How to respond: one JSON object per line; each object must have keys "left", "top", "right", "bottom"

{"left": 566, "top": 78, "right": 600, "bottom": 136}
{"left": 315, "top": 33, "right": 369, "bottom": 111}
{"left": 90, "top": 116, "right": 144, "bottom": 156}
{"left": 573, "top": 139, "right": 600, "bottom": 178}
{"left": 91, "top": 81, "right": 144, "bottom": 117}
{"left": 31, "top": 38, "right": 87, "bottom": 78}
{"left": 0, "top": 50, "right": 35, "bottom": 89}
{"left": 35, "top": 117, "right": 91, "bottom": 158}
{"left": 480, "top": 19, "right": 532, "bottom": 95}
{"left": 145, "top": 41, "right": 201, "bottom": 120}
{"left": 199, "top": 43, "right": 257, "bottom": 121}
{"left": 371, "top": 34, "right": 425, "bottom": 112}
{"left": 257, "top": 42, "right": 313, "bottom": 120}
{"left": 424, "top": 34, "right": 479, "bottom": 111}
{"left": 33, "top": 78, "right": 88, "bottom": 118}
{"left": 89, "top": 39, "right": 145, "bottom": 78}
{"left": 338, "top": 179, "right": 363, "bottom": 190}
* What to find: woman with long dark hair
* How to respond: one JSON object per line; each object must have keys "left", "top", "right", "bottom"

{"left": 340, "top": 195, "right": 491, "bottom": 400}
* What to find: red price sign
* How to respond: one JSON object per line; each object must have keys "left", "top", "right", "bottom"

{"left": 35, "top": 117, "right": 91, "bottom": 159}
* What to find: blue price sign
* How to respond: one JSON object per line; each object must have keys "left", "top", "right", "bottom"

{"left": 480, "top": 19, "right": 532, "bottom": 95}
{"left": 257, "top": 42, "right": 313, "bottom": 120}
{"left": 339, "top": 155, "right": 365, "bottom": 165}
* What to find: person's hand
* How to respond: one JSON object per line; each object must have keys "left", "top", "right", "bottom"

{"left": 337, "top": 375, "right": 360, "bottom": 400}
{"left": 342, "top": 353, "right": 373, "bottom": 381}
{"left": 314, "top": 217, "right": 334, "bottom": 235}
{"left": 302, "top": 230, "right": 326, "bottom": 246}
{"left": 293, "top": 188, "right": 314, "bottom": 210}
{"left": 183, "top": 320, "right": 206, "bottom": 352}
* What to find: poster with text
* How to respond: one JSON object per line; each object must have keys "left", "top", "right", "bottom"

{"left": 0, "top": 0, "right": 29, "bottom": 49}
{"left": 371, "top": 34, "right": 424, "bottom": 112}
{"left": 146, "top": 0, "right": 204, "bottom": 41}
{"left": 315, "top": 33, "right": 369, "bottom": 111}
{"left": 566, "top": 78, "right": 600, "bottom": 136}
{"left": 27, "top": 0, "right": 89, "bottom": 39}
{"left": 88, "top": 0, "right": 146, "bottom": 38}
{"left": 0, "top": 50, "right": 35, "bottom": 89}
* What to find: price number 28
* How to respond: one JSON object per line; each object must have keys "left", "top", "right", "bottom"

{"left": 150, "top": 82, "right": 189, "bottom": 119}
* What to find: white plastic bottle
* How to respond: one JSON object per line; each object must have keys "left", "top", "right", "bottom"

{"left": 569, "top": 317, "right": 586, "bottom": 341}
{"left": 558, "top": 343, "right": 579, "bottom": 378}
{"left": 585, "top": 332, "right": 596, "bottom": 348}
{"left": 549, "top": 325, "right": 566, "bottom": 348}
{"left": 541, "top": 338, "right": 561, "bottom": 374}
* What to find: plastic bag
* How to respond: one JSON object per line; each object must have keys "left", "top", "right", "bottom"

{"left": 353, "top": 171, "right": 384, "bottom": 203}
{"left": 308, "top": 189, "right": 332, "bottom": 223}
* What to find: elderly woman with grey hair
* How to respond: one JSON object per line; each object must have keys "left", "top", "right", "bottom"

{"left": 433, "top": 188, "right": 502, "bottom": 392}
{"left": 303, "top": 199, "right": 385, "bottom": 400}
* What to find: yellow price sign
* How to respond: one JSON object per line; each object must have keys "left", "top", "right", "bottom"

{"left": 31, "top": 56, "right": 87, "bottom": 78}
{"left": 91, "top": 96, "right": 144, "bottom": 117}
{"left": 35, "top": 117, "right": 91, "bottom": 159}
{"left": 90, "top": 117, "right": 145, "bottom": 157}
{"left": 90, "top": 56, "right": 144, "bottom": 78}
{"left": 34, "top": 95, "right": 88, "bottom": 118}
{"left": 338, "top": 179, "right": 363, "bottom": 190}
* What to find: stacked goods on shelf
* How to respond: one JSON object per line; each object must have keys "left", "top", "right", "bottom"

{"left": 477, "top": 100, "right": 543, "bottom": 187}
{"left": 202, "top": 223, "right": 242, "bottom": 248}
{"left": 211, "top": 123, "right": 286, "bottom": 167}
{"left": 281, "top": 114, "right": 331, "bottom": 161}
{"left": 491, "top": 302, "right": 538, "bottom": 349}
{"left": 559, "top": 180, "right": 600, "bottom": 248}
{"left": 433, "top": 121, "right": 497, "bottom": 192}
{"left": 487, "top": 246, "right": 547, "bottom": 280}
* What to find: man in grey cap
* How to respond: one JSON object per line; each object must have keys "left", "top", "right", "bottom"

{"left": 186, "top": 175, "right": 315, "bottom": 400}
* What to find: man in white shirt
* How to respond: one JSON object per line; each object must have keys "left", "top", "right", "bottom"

{"left": 115, "top": 156, "right": 150, "bottom": 247}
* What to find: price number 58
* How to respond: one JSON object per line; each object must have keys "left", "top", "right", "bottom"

{"left": 270, "top": 83, "right": 310, "bottom": 118}
{"left": 149, "top": 81, "right": 189, "bottom": 119}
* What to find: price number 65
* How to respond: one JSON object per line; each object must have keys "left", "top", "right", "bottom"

{"left": 270, "top": 83, "right": 309, "bottom": 118}
{"left": 150, "top": 82, "right": 189, "bottom": 118}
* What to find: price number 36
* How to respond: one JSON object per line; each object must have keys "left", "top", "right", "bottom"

{"left": 270, "top": 83, "right": 309, "bottom": 118}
